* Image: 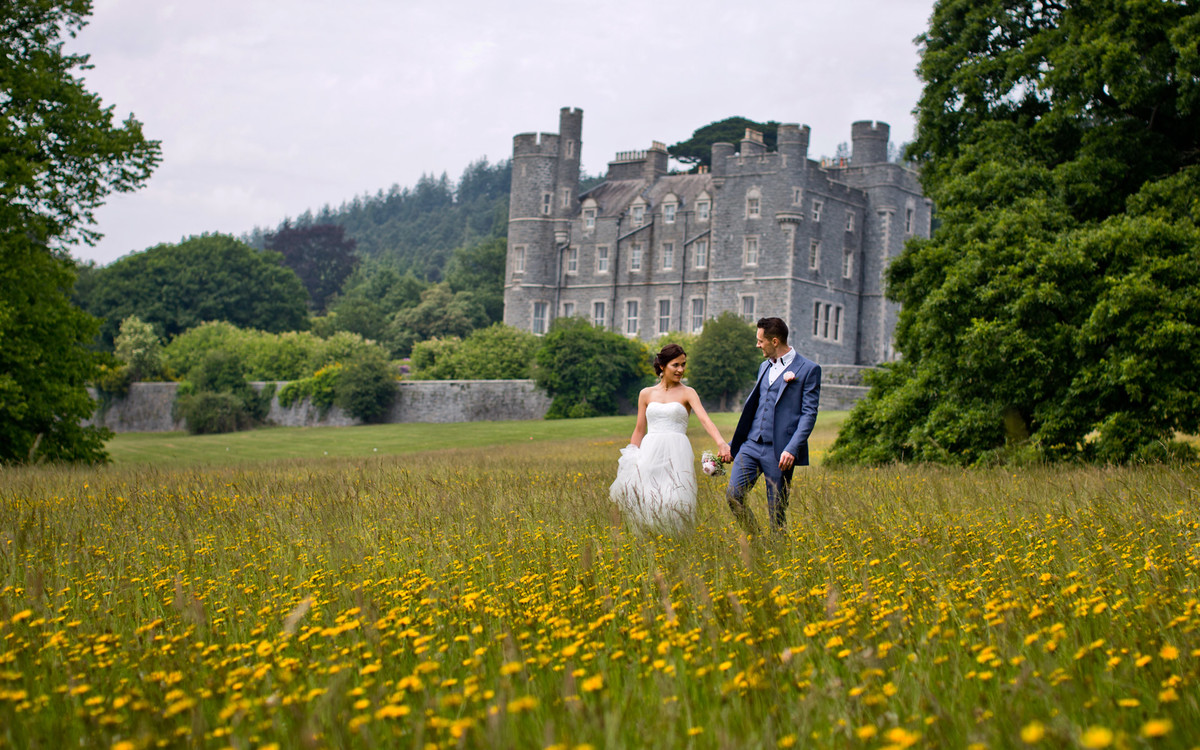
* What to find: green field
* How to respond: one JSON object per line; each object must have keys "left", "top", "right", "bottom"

{"left": 102, "top": 411, "right": 850, "bottom": 467}
{"left": 1, "top": 413, "right": 1197, "bottom": 749}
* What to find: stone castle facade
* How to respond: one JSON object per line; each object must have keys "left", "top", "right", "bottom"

{"left": 503, "top": 108, "right": 931, "bottom": 365}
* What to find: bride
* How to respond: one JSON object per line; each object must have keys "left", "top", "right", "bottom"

{"left": 609, "top": 344, "right": 731, "bottom": 531}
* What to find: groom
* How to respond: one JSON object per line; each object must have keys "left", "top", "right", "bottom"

{"left": 726, "top": 317, "right": 821, "bottom": 533}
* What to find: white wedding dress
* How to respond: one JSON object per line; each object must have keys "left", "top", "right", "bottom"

{"left": 609, "top": 401, "right": 697, "bottom": 531}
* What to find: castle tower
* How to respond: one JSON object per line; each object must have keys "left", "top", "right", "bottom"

{"left": 850, "top": 121, "right": 889, "bottom": 166}
{"left": 777, "top": 123, "right": 810, "bottom": 169}
{"left": 504, "top": 108, "right": 583, "bottom": 332}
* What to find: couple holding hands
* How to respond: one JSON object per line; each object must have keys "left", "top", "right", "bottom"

{"left": 610, "top": 317, "right": 821, "bottom": 534}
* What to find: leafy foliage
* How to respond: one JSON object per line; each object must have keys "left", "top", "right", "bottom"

{"left": 386, "top": 283, "right": 488, "bottom": 358}
{"left": 277, "top": 363, "right": 342, "bottom": 413}
{"left": 667, "top": 117, "right": 779, "bottom": 169}
{"left": 687, "top": 313, "right": 760, "bottom": 411}
{"left": 829, "top": 0, "right": 1200, "bottom": 466}
{"left": 113, "top": 316, "right": 165, "bottom": 381}
{"left": 444, "top": 236, "right": 506, "bottom": 325}
{"left": 334, "top": 350, "right": 397, "bottom": 423}
{"left": 1, "top": 0, "right": 160, "bottom": 463}
{"left": 163, "top": 321, "right": 377, "bottom": 383}
{"left": 533, "top": 318, "right": 652, "bottom": 419}
{"left": 173, "top": 349, "right": 272, "bottom": 435}
{"left": 264, "top": 223, "right": 358, "bottom": 313}
{"left": 409, "top": 324, "right": 540, "bottom": 380}
{"left": 77, "top": 234, "right": 309, "bottom": 346}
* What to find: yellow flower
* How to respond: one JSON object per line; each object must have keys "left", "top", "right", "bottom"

{"left": 581, "top": 675, "right": 603, "bottom": 693}
{"left": 1079, "top": 726, "right": 1113, "bottom": 749}
{"left": 374, "top": 704, "right": 411, "bottom": 719}
{"left": 1117, "top": 698, "right": 1140, "bottom": 707}
{"left": 1158, "top": 687, "right": 1178, "bottom": 703}
{"left": 112, "top": 742, "right": 135, "bottom": 750}
{"left": 1020, "top": 721, "right": 1046, "bottom": 743}
{"left": 687, "top": 727, "right": 704, "bottom": 736}
{"left": 855, "top": 725, "right": 878, "bottom": 739}
{"left": 1140, "top": 719, "right": 1171, "bottom": 738}
{"left": 777, "top": 734, "right": 796, "bottom": 747}
{"left": 1158, "top": 644, "right": 1179, "bottom": 660}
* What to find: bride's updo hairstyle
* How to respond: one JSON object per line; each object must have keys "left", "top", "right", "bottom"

{"left": 653, "top": 343, "right": 687, "bottom": 376}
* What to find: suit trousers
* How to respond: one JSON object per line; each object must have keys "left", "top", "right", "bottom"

{"left": 726, "top": 438, "right": 792, "bottom": 531}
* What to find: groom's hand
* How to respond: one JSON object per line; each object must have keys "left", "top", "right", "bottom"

{"left": 779, "top": 451, "right": 795, "bottom": 471}
{"left": 718, "top": 444, "right": 732, "bottom": 462}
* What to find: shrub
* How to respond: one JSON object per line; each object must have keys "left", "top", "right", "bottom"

{"left": 533, "top": 317, "right": 652, "bottom": 419}
{"left": 173, "top": 391, "right": 254, "bottom": 435}
{"left": 688, "top": 312, "right": 760, "bottom": 411}
{"left": 335, "top": 351, "right": 397, "bottom": 422}
{"left": 277, "top": 363, "right": 343, "bottom": 413}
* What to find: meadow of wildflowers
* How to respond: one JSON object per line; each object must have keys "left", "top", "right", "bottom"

{"left": 1, "top": 432, "right": 1197, "bottom": 749}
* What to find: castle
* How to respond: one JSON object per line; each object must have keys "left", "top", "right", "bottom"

{"left": 503, "top": 108, "right": 931, "bottom": 365}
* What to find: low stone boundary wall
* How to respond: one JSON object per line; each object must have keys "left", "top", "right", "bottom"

{"left": 87, "top": 368, "right": 875, "bottom": 433}
{"left": 88, "top": 380, "right": 553, "bottom": 433}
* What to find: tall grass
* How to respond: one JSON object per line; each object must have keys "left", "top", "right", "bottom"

{"left": 1, "top": 435, "right": 1197, "bottom": 748}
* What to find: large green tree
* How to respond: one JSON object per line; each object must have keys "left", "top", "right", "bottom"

{"left": 829, "top": 0, "right": 1200, "bottom": 466}
{"left": 1, "top": 0, "right": 160, "bottom": 463}
{"left": 668, "top": 117, "right": 780, "bottom": 169}
{"left": 687, "top": 312, "right": 760, "bottom": 411}
{"left": 79, "top": 234, "right": 309, "bottom": 346}
{"left": 533, "top": 317, "right": 652, "bottom": 419}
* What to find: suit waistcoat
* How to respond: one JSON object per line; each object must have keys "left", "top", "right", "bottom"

{"left": 747, "top": 368, "right": 784, "bottom": 444}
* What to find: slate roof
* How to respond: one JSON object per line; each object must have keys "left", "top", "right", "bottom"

{"left": 582, "top": 173, "right": 714, "bottom": 218}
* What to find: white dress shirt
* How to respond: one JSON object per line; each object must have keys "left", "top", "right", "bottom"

{"left": 767, "top": 347, "right": 795, "bottom": 386}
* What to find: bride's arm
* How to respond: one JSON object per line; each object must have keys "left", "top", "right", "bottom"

{"left": 629, "top": 389, "right": 649, "bottom": 448}
{"left": 686, "top": 387, "right": 729, "bottom": 454}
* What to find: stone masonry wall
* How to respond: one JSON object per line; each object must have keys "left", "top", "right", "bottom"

{"left": 88, "top": 369, "right": 872, "bottom": 433}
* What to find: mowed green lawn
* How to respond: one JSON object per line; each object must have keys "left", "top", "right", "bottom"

{"left": 104, "top": 411, "right": 850, "bottom": 466}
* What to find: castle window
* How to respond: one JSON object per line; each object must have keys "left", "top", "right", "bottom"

{"left": 696, "top": 200, "right": 710, "bottom": 221}
{"left": 566, "top": 247, "right": 578, "bottom": 274}
{"left": 693, "top": 240, "right": 708, "bottom": 269}
{"left": 783, "top": 225, "right": 795, "bottom": 250}
{"left": 532, "top": 302, "right": 548, "bottom": 335}
{"left": 905, "top": 207, "right": 914, "bottom": 234}
{"left": 625, "top": 300, "right": 639, "bottom": 335}
{"left": 561, "top": 188, "right": 571, "bottom": 208}
{"left": 691, "top": 298, "right": 706, "bottom": 332}
{"left": 632, "top": 205, "right": 645, "bottom": 226}
{"left": 808, "top": 240, "right": 821, "bottom": 271}
{"left": 842, "top": 250, "right": 853, "bottom": 279}
{"left": 595, "top": 245, "right": 609, "bottom": 273}
{"left": 583, "top": 208, "right": 596, "bottom": 230}
{"left": 846, "top": 212, "right": 855, "bottom": 232}
{"left": 562, "top": 301, "right": 575, "bottom": 318}
{"left": 593, "top": 300, "right": 606, "bottom": 328}
{"left": 743, "top": 236, "right": 759, "bottom": 267}
{"left": 542, "top": 193, "right": 552, "bottom": 216}
{"left": 746, "top": 195, "right": 761, "bottom": 219}
{"left": 566, "top": 140, "right": 575, "bottom": 158}
{"left": 741, "top": 295, "right": 756, "bottom": 322}
{"left": 792, "top": 188, "right": 803, "bottom": 206}
{"left": 658, "top": 299, "right": 671, "bottom": 334}
{"left": 630, "top": 243, "right": 643, "bottom": 272}
{"left": 664, "top": 203, "right": 677, "bottom": 224}
{"left": 811, "top": 301, "right": 844, "bottom": 342}
{"left": 662, "top": 242, "right": 675, "bottom": 270}
{"left": 812, "top": 200, "right": 823, "bottom": 223}
{"left": 513, "top": 245, "right": 526, "bottom": 274}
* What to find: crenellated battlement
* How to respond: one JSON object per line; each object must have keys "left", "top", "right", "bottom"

{"left": 513, "top": 132, "right": 562, "bottom": 157}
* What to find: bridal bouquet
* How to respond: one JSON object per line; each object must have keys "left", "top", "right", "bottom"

{"left": 701, "top": 450, "right": 724, "bottom": 477}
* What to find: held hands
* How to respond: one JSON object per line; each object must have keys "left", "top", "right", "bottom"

{"left": 718, "top": 443, "right": 732, "bottom": 463}
{"left": 779, "top": 451, "right": 795, "bottom": 471}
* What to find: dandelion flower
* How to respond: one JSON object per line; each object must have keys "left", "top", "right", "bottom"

{"left": 1079, "top": 727, "right": 1113, "bottom": 748}
{"left": 1140, "top": 719, "right": 1171, "bottom": 738}
{"left": 1020, "top": 721, "right": 1046, "bottom": 743}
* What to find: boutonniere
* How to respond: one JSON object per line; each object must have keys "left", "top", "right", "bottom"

{"left": 783, "top": 371, "right": 796, "bottom": 383}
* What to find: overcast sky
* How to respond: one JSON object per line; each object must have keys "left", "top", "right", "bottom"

{"left": 70, "top": 0, "right": 937, "bottom": 265}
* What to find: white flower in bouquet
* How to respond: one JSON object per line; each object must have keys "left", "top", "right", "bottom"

{"left": 701, "top": 450, "right": 724, "bottom": 477}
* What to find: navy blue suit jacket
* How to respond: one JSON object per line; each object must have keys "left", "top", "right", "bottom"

{"left": 730, "top": 353, "right": 821, "bottom": 467}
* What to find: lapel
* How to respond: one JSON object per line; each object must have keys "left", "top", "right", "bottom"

{"left": 774, "top": 355, "right": 803, "bottom": 406}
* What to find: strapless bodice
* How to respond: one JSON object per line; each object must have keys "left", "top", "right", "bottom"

{"left": 646, "top": 401, "right": 689, "bottom": 435}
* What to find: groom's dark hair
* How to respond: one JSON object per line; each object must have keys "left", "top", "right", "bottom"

{"left": 757, "top": 317, "right": 788, "bottom": 343}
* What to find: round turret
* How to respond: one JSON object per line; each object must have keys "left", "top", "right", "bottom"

{"left": 710, "top": 142, "right": 735, "bottom": 176}
{"left": 850, "top": 121, "right": 890, "bottom": 166}
{"left": 777, "top": 123, "right": 810, "bottom": 168}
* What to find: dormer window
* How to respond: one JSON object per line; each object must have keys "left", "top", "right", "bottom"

{"left": 697, "top": 201, "right": 710, "bottom": 221}
{"left": 664, "top": 203, "right": 676, "bottom": 224}
{"left": 583, "top": 208, "right": 596, "bottom": 230}
{"left": 632, "top": 205, "right": 645, "bottom": 226}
